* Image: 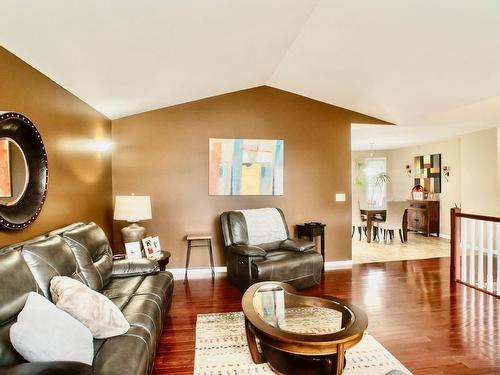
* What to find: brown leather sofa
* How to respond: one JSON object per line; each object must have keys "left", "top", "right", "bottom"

{"left": 221, "top": 208, "right": 323, "bottom": 291}
{"left": 0, "top": 222, "right": 174, "bottom": 375}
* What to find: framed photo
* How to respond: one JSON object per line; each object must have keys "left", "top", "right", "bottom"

{"left": 125, "top": 241, "right": 142, "bottom": 259}
{"left": 142, "top": 237, "right": 156, "bottom": 258}
{"left": 413, "top": 191, "right": 424, "bottom": 200}
{"left": 151, "top": 236, "right": 162, "bottom": 256}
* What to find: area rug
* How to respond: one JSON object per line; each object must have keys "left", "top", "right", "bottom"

{"left": 194, "top": 312, "right": 412, "bottom": 374}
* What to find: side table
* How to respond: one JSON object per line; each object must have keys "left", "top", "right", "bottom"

{"left": 296, "top": 224, "right": 326, "bottom": 272}
{"left": 156, "top": 250, "right": 171, "bottom": 271}
{"left": 185, "top": 234, "right": 215, "bottom": 281}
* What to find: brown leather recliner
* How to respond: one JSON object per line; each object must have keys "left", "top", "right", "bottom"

{"left": 220, "top": 208, "right": 323, "bottom": 291}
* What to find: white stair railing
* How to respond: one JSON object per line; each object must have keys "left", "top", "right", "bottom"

{"left": 451, "top": 208, "right": 499, "bottom": 297}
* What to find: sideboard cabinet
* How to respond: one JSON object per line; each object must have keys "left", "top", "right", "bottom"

{"left": 407, "top": 200, "right": 440, "bottom": 237}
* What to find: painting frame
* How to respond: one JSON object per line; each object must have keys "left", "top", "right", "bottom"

{"left": 414, "top": 153, "right": 441, "bottom": 193}
{"left": 208, "top": 138, "right": 284, "bottom": 196}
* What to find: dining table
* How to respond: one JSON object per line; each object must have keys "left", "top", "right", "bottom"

{"left": 360, "top": 207, "right": 408, "bottom": 243}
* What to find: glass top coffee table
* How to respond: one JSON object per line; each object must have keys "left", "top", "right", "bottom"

{"left": 242, "top": 282, "right": 368, "bottom": 375}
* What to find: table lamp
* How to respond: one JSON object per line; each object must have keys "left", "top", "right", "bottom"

{"left": 114, "top": 195, "right": 152, "bottom": 245}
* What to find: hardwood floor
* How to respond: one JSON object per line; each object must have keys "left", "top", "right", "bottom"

{"left": 352, "top": 232, "right": 450, "bottom": 264}
{"left": 154, "top": 258, "right": 500, "bottom": 375}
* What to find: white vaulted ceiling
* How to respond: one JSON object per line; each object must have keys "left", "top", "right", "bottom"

{"left": 2, "top": 0, "right": 500, "bottom": 149}
{"left": 0, "top": 0, "right": 319, "bottom": 119}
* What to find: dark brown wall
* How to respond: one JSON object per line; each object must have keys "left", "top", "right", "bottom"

{"left": 0, "top": 47, "right": 112, "bottom": 246}
{"left": 112, "top": 86, "right": 385, "bottom": 268}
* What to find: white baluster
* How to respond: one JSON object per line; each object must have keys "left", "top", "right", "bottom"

{"left": 497, "top": 223, "right": 500, "bottom": 296}
{"left": 486, "top": 222, "right": 494, "bottom": 293}
{"left": 477, "top": 221, "right": 484, "bottom": 289}
{"left": 469, "top": 220, "right": 475, "bottom": 284}
{"left": 461, "top": 218, "right": 467, "bottom": 282}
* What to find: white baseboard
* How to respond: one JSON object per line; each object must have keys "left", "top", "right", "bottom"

{"left": 439, "top": 234, "right": 451, "bottom": 240}
{"left": 169, "top": 260, "right": 353, "bottom": 279}
{"left": 324, "top": 260, "right": 353, "bottom": 270}
{"left": 169, "top": 266, "right": 227, "bottom": 280}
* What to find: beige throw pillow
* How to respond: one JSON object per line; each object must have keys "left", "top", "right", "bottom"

{"left": 50, "top": 276, "right": 130, "bottom": 339}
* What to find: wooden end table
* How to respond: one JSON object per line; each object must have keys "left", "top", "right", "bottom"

{"left": 156, "top": 250, "right": 171, "bottom": 271}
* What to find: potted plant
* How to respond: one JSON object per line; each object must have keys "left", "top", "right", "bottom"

{"left": 371, "top": 172, "right": 391, "bottom": 207}
{"left": 353, "top": 159, "right": 365, "bottom": 203}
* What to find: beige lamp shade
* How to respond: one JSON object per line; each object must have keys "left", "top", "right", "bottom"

{"left": 113, "top": 195, "right": 152, "bottom": 222}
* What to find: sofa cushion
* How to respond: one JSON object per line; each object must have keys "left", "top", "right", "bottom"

{"left": 20, "top": 236, "right": 82, "bottom": 300}
{"left": 46, "top": 222, "right": 85, "bottom": 237}
{"left": 101, "top": 271, "right": 174, "bottom": 329}
{"left": 50, "top": 276, "right": 130, "bottom": 339}
{"left": 93, "top": 327, "right": 149, "bottom": 375}
{"left": 93, "top": 271, "right": 174, "bottom": 375}
{"left": 0, "top": 249, "right": 39, "bottom": 367}
{"left": 239, "top": 208, "right": 288, "bottom": 245}
{"left": 121, "top": 295, "right": 161, "bottom": 354}
{"left": 0, "top": 322, "right": 24, "bottom": 367}
{"left": 101, "top": 276, "right": 144, "bottom": 301}
{"left": 10, "top": 292, "right": 93, "bottom": 365}
{"left": 0, "top": 236, "right": 47, "bottom": 253}
{"left": 134, "top": 272, "right": 175, "bottom": 327}
{"left": 107, "top": 296, "right": 130, "bottom": 311}
{"left": 134, "top": 271, "right": 174, "bottom": 303}
{"left": 62, "top": 222, "right": 114, "bottom": 291}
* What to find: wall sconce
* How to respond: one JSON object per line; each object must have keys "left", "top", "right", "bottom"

{"left": 405, "top": 164, "right": 412, "bottom": 178}
{"left": 90, "top": 140, "right": 113, "bottom": 152}
{"left": 59, "top": 138, "right": 113, "bottom": 153}
{"left": 443, "top": 165, "right": 450, "bottom": 181}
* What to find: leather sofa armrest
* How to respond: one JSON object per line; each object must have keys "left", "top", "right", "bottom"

{"left": 228, "top": 244, "right": 266, "bottom": 257}
{"left": 112, "top": 258, "right": 160, "bottom": 277}
{"left": 280, "top": 238, "right": 316, "bottom": 252}
{"left": 0, "top": 361, "right": 95, "bottom": 375}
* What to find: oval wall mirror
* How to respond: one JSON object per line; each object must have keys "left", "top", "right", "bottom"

{"left": 0, "top": 112, "right": 48, "bottom": 230}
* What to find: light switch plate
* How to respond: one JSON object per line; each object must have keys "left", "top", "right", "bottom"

{"left": 335, "top": 193, "right": 346, "bottom": 202}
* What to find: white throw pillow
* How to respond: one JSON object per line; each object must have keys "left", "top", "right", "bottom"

{"left": 50, "top": 276, "right": 130, "bottom": 339}
{"left": 10, "top": 292, "right": 93, "bottom": 365}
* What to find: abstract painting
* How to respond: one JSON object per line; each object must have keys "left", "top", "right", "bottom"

{"left": 209, "top": 138, "right": 284, "bottom": 195}
{"left": 414, "top": 153, "right": 441, "bottom": 193}
{"left": 0, "top": 139, "right": 11, "bottom": 198}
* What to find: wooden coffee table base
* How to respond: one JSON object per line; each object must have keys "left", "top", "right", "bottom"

{"left": 246, "top": 318, "right": 348, "bottom": 375}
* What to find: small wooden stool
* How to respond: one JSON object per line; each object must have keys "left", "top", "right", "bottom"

{"left": 185, "top": 234, "right": 214, "bottom": 281}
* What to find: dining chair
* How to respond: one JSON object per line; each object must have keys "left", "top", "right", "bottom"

{"left": 375, "top": 201, "right": 407, "bottom": 242}
{"left": 352, "top": 201, "right": 367, "bottom": 240}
